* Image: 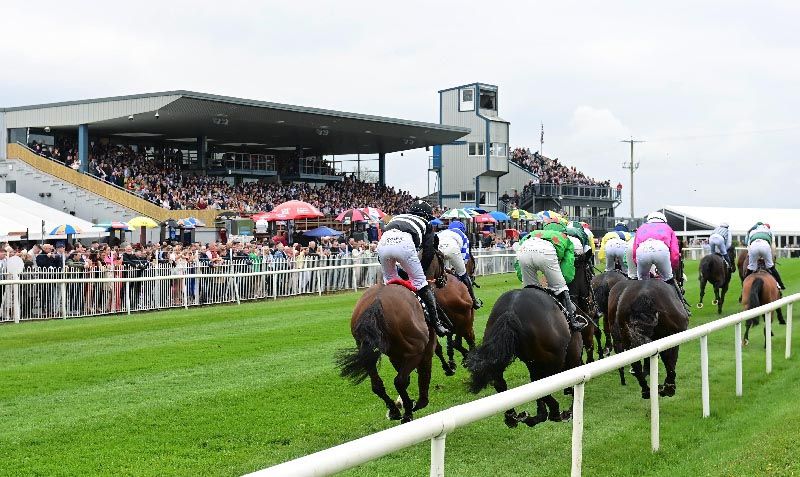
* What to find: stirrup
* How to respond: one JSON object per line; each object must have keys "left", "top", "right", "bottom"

{"left": 569, "top": 314, "right": 588, "bottom": 332}
{"left": 431, "top": 319, "right": 449, "bottom": 337}
{"left": 473, "top": 298, "right": 483, "bottom": 310}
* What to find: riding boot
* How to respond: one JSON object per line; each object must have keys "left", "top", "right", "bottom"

{"left": 556, "top": 290, "right": 585, "bottom": 332}
{"left": 768, "top": 266, "right": 787, "bottom": 290}
{"left": 666, "top": 277, "right": 692, "bottom": 315}
{"left": 459, "top": 273, "right": 483, "bottom": 309}
{"left": 419, "top": 285, "right": 448, "bottom": 337}
{"left": 719, "top": 253, "right": 732, "bottom": 271}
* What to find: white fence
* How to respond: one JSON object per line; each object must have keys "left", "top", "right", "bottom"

{"left": 682, "top": 246, "right": 799, "bottom": 261}
{"left": 249, "top": 294, "right": 798, "bottom": 477}
{"left": 0, "top": 251, "right": 516, "bottom": 323}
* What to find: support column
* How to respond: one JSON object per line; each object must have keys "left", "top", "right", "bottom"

{"left": 78, "top": 124, "right": 89, "bottom": 173}
{"left": 197, "top": 135, "right": 207, "bottom": 169}
{"left": 378, "top": 152, "right": 386, "bottom": 186}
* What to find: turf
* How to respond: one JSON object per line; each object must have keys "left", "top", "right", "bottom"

{"left": 1, "top": 259, "right": 800, "bottom": 476}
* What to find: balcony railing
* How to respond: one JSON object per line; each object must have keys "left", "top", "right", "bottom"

{"left": 524, "top": 183, "right": 620, "bottom": 201}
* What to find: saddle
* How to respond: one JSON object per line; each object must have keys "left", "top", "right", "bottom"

{"left": 387, "top": 278, "right": 455, "bottom": 331}
{"left": 387, "top": 278, "right": 417, "bottom": 293}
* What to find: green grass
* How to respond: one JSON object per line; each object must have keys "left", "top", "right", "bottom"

{"left": 1, "top": 260, "right": 800, "bottom": 476}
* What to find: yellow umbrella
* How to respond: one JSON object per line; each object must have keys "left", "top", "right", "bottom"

{"left": 128, "top": 216, "right": 159, "bottom": 245}
{"left": 509, "top": 209, "right": 534, "bottom": 220}
{"left": 128, "top": 216, "right": 159, "bottom": 228}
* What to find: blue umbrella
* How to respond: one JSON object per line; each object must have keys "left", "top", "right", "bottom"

{"left": 303, "top": 226, "right": 344, "bottom": 237}
{"left": 431, "top": 218, "right": 443, "bottom": 226}
{"left": 489, "top": 211, "right": 511, "bottom": 221}
{"left": 465, "top": 206, "right": 489, "bottom": 215}
{"left": 50, "top": 224, "right": 81, "bottom": 235}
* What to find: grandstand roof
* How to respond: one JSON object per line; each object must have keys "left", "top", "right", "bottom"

{"left": 663, "top": 205, "right": 800, "bottom": 235}
{"left": 1, "top": 91, "right": 469, "bottom": 155}
{"left": 0, "top": 194, "right": 106, "bottom": 241}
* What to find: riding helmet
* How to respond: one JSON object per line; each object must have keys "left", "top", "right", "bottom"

{"left": 646, "top": 211, "right": 667, "bottom": 223}
{"left": 409, "top": 200, "right": 434, "bottom": 220}
{"left": 448, "top": 220, "right": 466, "bottom": 233}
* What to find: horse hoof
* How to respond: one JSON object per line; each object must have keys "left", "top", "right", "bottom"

{"left": 448, "top": 361, "right": 457, "bottom": 371}
{"left": 548, "top": 412, "right": 562, "bottom": 422}
{"left": 412, "top": 399, "right": 428, "bottom": 411}
{"left": 443, "top": 367, "right": 455, "bottom": 377}
{"left": 560, "top": 410, "right": 573, "bottom": 422}
{"left": 641, "top": 389, "right": 651, "bottom": 399}
{"left": 658, "top": 384, "right": 676, "bottom": 397}
{"left": 400, "top": 415, "right": 413, "bottom": 424}
{"left": 387, "top": 407, "right": 402, "bottom": 420}
{"left": 696, "top": 303, "right": 704, "bottom": 309}
{"left": 564, "top": 387, "right": 574, "bottom": 396}
{"left": 505, "top": 412, "right": 521, "bottom": 428}
{"left": 743, "top": 339, "right": 749, "bottom": 347}
{"left": 712, "top": 299, "right": 718, "bottom": 305}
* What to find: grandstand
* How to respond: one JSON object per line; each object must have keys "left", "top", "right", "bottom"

{"left": 0, "top": 91, "right": 468, "bottom": 241}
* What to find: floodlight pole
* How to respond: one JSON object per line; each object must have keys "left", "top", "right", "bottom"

{"left": 621, "top": 138, "right": 644, "bottom": 218}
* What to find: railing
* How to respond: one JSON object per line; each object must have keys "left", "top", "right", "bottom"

{"left": 0, "top": 252, "right": 516, "bottom": 323}
{"left": 249, "top": 293, "right": 798, "bottom": 477}
{"left": 524, "top": 183, "right": 619, "bottom": 201}
{"left": 211, "top": 152, "right": 277, "bottom": 173}
{"left": 682, "top": 246, "right": 800, "bottom": 261}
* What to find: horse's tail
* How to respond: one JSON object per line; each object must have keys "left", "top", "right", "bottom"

{"left": 335, "top": 299, "right": 388, "bottom": 384}
{"left": 747, "top": 277, "right": 764, "bottom": 312}
{"left": 593, "top": 280, "right": 610, "bottom": 315}
{"left": 700, "top": 257, "right": 713, "bottom": 280}
{"left": 627, "top": 294, "right": 659, "bottom": 348}
{"left": 465, "top": 310, "right": 519, "bottom": 393}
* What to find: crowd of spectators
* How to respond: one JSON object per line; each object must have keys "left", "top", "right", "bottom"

{"left": 510, "top": 148, "right": 612, "bottom": 187}
{"left": 28, "top": 141, "right": 416, "bottom": 215}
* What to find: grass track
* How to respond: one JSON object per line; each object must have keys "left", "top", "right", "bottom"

{"left": 1, "top": 259, "right": 800, "bottom": 476}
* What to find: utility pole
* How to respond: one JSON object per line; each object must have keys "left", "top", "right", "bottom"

{"left": 621, "top": 138, "right": 644, "bottom": 218}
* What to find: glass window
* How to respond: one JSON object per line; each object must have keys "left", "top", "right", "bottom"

{"left": 468, "top": 142, "right": 486, "bottom": 156}
{"left": 459, "top": 88, "right": 475, "bottom": 111}
{"left": 460, "top": 191, "right": 475, "bottom": 202}
{"left": 479, "top": 191, "right": 497, "bottom": 206}
{"left": 479, "top": 89, "right": 497, "bottom": 110}
{"left": 462, "top": 89, "right": 473, "bottom": 102}
{"left": 490, "top": 143, "right": 507, "bottom": 157}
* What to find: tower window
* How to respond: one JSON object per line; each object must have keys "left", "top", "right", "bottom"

{"left": 479, "top": 89, "right": 497, "bottom": 110}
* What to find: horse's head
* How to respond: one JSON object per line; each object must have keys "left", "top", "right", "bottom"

{"left": 423, "top": 249, "right": 447, "bottom": 288}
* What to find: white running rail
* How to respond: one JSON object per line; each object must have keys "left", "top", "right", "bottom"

{"left": 247, "top": 294, "right": 797, "bottom": 477}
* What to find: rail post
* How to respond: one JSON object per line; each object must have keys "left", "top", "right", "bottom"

{"left": 700, "top": 335, "right": 710, "bottom": 417}
{"left": 125, "top": 281, "right": 131, "bottom": 315}
{"left": 60, "top": 283, "right": 67, "bottom": 319}
{"left": 765, "top": 312, "right": 772, "bottom": 374}
{"left": 430, "top": 434, "right": 446, "bottom": 477}
{"left": 571, "top": 381, "right": 586, "bottom": 476}
{"left": 650, "top": 355, "right": 660, "bottom": 452}
{"left": 786, "top": 303, "right": 793, "bottom": 359}
{"left": 182, "top": 277, "right": 189, "bottom": 309}
{"left": 734, "top": 322, "right": 743, "bottom": 396}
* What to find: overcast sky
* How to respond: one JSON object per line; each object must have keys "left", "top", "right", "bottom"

{"left": 2, "top": 1, "right": 798, "bottom": 216}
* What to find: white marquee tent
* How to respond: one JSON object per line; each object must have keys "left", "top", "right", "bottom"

{"left": 0, "top": 193, "right": 107, "bottom": 241}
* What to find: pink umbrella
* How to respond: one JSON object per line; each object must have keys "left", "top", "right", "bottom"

{"left": 361, "top": 207, "right": 386, "bottom": 220}
{"left": 268, "top": 200, "right": 324, "bottom": 220}
{"left": 473, "top": 213, "right": 497, "bottom": 223}
{"left": 335, "top": 208, "right": 369, "bottom": 222}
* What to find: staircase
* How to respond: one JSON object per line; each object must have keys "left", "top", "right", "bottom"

{"left": 4, "top": 143, "right": 218, "bottom": 225}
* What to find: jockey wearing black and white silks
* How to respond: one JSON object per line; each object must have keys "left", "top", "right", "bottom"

{"left": 377, "top": 200, "right": 449, "bottom": 336}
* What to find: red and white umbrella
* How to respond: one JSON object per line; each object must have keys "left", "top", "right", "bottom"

{"left": 361, "top": 207, "right": 386, "bottom": 220}
{"left": 268, "top": 200, "right": 324, "bottom": 220}
{"left": 473, "top": 213, "right": 497, "bottom": 223}
{"left": 335, "top": 208, "right": 369, "bottom": 222}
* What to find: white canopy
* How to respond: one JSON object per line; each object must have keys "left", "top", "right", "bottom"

{"left": 0, "top": 193, "right": 107, "bottom": 241}
{"left": 664, "top": 205, "right": 800, "bottom": 235}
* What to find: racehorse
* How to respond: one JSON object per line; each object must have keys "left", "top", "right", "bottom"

{"left": 737, "top": 250, "right": 749, "bottom": 283}
{"left": 466, "top": 253, "right": 478, "bottom": 287}
{"left": 697, "top": 246, "right": 735, "bottom": 314}
{"left": 742, "top": 270, "right": 784, "bottom": 347}
{"left": 609, "top": 279, "right": 689, "bottom": 398}
{"left": 433, "top": 271, "right": 476, "bottom": 375}
{"left": 465, "top": 287, "right": 583, "bottom": 428}
{"left": 336, "top": 251, "right": 446, "bottom": 423}
{"left": 591, "top": 270, "right": 629, "bottom": 356}
{"left": 568, "top": 253, "right": 604, "bottom": 362}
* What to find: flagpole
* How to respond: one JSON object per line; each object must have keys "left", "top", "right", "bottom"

{"left": 540, "top": 123, "right": 544, "bottom": 156}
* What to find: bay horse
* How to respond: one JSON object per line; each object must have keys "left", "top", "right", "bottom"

{"left": 609, "top": 279, "right": 689, "bottom": 399}
{"left": 336, "top": 251, "right": 446, "bottom": 423}
{"left": 737, "top": 250, "right": 749, "bottom": 283}
{"left": 433, "top": 272, "right": 476, "bottom": 375}
{"left": 465, "top": 287, "right": 583, "bottom": 427}
{"left": 741, "top": 270, "right": 784, "bottom": 347}
{"left": 698, "top": 246, "right": 735, "bottom": 314}
{"left": 591, "top": 270, "right": 629, "bottom": 356}
{"left": 569, "top": 252, "right": 604, "bottom": 362}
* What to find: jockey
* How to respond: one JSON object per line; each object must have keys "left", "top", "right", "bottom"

{"left": 708, "top": 222, "right": 733, "bottom": 270}
{"left": 378, "top": 200, "right": 449, "bottom": 336}
{"left": 633, "top": 211, "right": 690, "bottom": 312}
{"left": 575, "top": 221, "right": 596, "bottom": 259}
{"left": 599, "top": 229, "right": 632, "bottom": 274}
{"left": 514, "top": 218, "right": 586, "bottom": 331}
{"left": 745, "top": 222, "right": 785, "bottom": 289}
{"left": 437, "top": 221, "right": 482, "bottom": 309}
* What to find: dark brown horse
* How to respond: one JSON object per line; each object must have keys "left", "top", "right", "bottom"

{"left": 698, "top": 246, "right": 735, "bottom": 314}
{"left": 336, "top": 251, "right": 446, "bottom": 423}
{"left": 568, "top": 253, "right": 604, "bottom": 362}
{"left": 433, "top": 272, "right": 476, "bottom": 375}
{"left": 609, "top": 279, "right": 689, "bottom": 398}
{"left": 737, "top": 250, "right": 749, "bottom": 283}
{"left": 465, "top": 287, "right": 583, "bottom": 427}
{"left": 592, "top": 270, "right": 629, "bottom": 357}
{"left": 742, "top": 270, "right": 784, "bottom": 346}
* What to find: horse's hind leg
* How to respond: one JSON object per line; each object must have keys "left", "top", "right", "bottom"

{"left": 698, "top": 277, "right": 707, "bottom": 308}
{"left": 594, "top": 321, "right": 604, "bottom": 359}
{"left": 718, "top": 283, "right": 728, "bottom": 315}
{"left": 631, "top": 360, "right": 651, "bottom": 399}
{"left": 413, "top": 354, "right": 432, "bottom": 412}
{"left": 658, "top": 347, "right": 679, "bottom": 397}
{"left": 520, "top": 363, "right": 563, "bottom": 426}
{"left": 369, "top": 367, "right": 401, "bottom": 420}
{"left": 713, "top": 285, "right": 721, "bottom": 306}
{"left": 434, "top": 341, "right": 454, "bottom": 376}
{"left": 446, "top": 335, "right": 457, "bottom": 371}
{"left": 493, "top": 373, "right": 524, "bottom": 428}
{"left": 776, "top": 308, "right": 785, "bottom": 325}
{"left": 393, "top": 363, "right": 416, "bottom": 423}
